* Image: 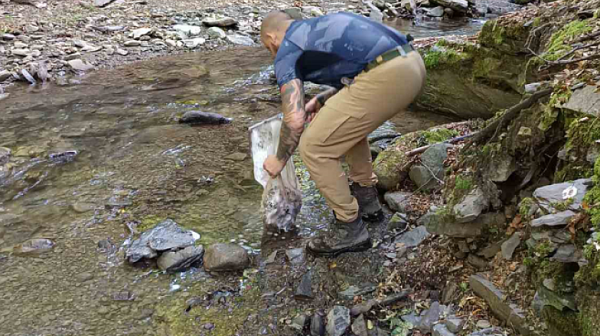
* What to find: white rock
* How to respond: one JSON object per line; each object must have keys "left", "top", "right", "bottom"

{"left": 12, "top": 49, "right": 30, "bottom": 57}
{"left": 227, "top": 35, "right": 254, "bottom": 46}
{"left": 124, "top": 40, "right": 141, "bottom": 47}
{"left": 30, "top": 50, "right": 41, "bottom": 57}
{"left": 67, "top": 59, "right": 94, "bottom": 71}
{"left": 173, "top": 24, "right": 201, "bottom": 36}
{"left": 165, "top": 39, "right": 177, "bottom": 47}
{"left": 132, "top": 28, "right": 153, "bottom": 39}
{"left": 183, "top": 38, "right": 206, "bottom": 49}
{"left": 14, "top": 41, "right": 28, "bottom": 49}
{"left": 116, "top": 48, "right": 128, "bottom": 56}
{"left": 207, "top": 27, "right": 227, "bottom": 39}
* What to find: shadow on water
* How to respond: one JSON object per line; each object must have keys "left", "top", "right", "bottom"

{"left": 0, "top": 17, "right": 474, "bottom": 332}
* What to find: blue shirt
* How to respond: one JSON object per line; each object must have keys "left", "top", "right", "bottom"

{"left": 274, "top": 12, "right": 408, "bottom": 89}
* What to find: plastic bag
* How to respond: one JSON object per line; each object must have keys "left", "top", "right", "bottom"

{"left": 249, "top": 114, "right": 302, "bottom": 232}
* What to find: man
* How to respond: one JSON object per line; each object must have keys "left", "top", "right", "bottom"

{"left": 261, "top": 11, "right": 426, "bottom": 257}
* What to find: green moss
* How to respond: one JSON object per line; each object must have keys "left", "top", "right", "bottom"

{"left": 479, "top": 19, "right": 530, "bottom": 54}
{"left": 422, "top": 128, "right": 459, "bottom": 144}
{"left": 538, "top": 88, "right": 572, "bottom": 131}
{"left": 423, "top": 48, "right": 470, "bottom": 69}
{"left": 455, "top": 176, "right": 472, "bottom": 191}
{"left": 545, "top": 20, "right": 592, "bottom": 61}
{"left": 543, "top": 306, "right": 582, "bottom": 336}
{"left": 578, "top": 290, "right": 600, "bottom": 336}
{"left": 137, "top": 215, "right": 164, "bottom": 232}
{"left": 519, "top": 197, "right": 535, "bottom": 217}
{"left": 551, "top": 198, "right": 574, "bottom": 212}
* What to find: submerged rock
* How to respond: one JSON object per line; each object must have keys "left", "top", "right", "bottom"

{"left": 203, "top": 243, "right": 250, "bottom": 271}
{"left": 157, "top": 245, "right": 204, "bottom": 273}
{"left": 10, "top": 238, "right": 54, "bottom": 256}
{"left": 0, "top": 147, "right": 11, "bottom": 165}
{"left": 326, "top": 306, "right": 350, "bottom": 336}
{"left": 125, "top": 219, "right": 199, "bottom": 263}
{"left": 179, "top": 111, "right": 232, "bottom": 125}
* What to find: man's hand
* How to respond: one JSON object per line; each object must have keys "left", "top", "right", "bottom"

{"left": 263, "top": 155, "right": 286, "bottom": 178}
{"left": 305, "top": 96, "right": 322, "bottom": 123}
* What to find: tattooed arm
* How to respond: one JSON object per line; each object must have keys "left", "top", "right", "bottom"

{"left": 263, "top": 79, "right": 306, "bottom": 177}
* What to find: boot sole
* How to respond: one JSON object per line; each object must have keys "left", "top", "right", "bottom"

{"left": 306, "top": 239, "right": 372, "bottom": 258}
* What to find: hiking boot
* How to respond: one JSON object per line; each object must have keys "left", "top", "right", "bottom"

{"left": 350, "top": 183, "right": 383, "bottom": 221}
{"left": 306, "top": 216, "right": 371, "bottom": 257}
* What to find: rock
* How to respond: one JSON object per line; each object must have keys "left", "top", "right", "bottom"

{"left": 489, "top": 152, "right": 516, "bottom": 182}
{"left": 366, "top": 2, "right": 383, "bottom": 23}
{"left": 453, "top": 188, "right": 488, "bottom": 223}
{"left": 501, "top": 233, "right": 521, "bottom": 260}
{"left": 401, "top": 313, "right": 421, "bottom": 326}
{"left": 435, "top": 0, "right": 468, "bottom": 12}
{"left": 468, "top": 328, "right": 505, "bottom": 336}
{"left": 116, "top": 48, "right": 128, "bottom": 56}
{"left": 302, "top": 6, "right": 324, "bottom": 16}
{"left": 384, "top": 191, "right": 412, "bottom": 212}
{"left": 224, "top": 152, "right": 247, "bottom": 161}
{"left": 227, "top": 35, "right": 254, "bottom": 46}
{"left": 286, "top": 247, "right": 305, "bottom": 265}
{"left": 284, "top": 7, "right": 304, "bottom": 20}
{"left": 14, "top": 41, "right": 28, "bottom": 48}
{"left": 387, "top": 212, "right": 409, "bottom": 231}
{"left": 394, "top": 226, "right": 430, "bottom": 247}
{"left": 157, "top": 245, "right": 204, "bottom": 273}
{"left": 351, "top": 315, "right": 369, "bottom": 336}
{"left": 422, "top": 208, "right": 505, "bottom": 238}
{"left": 339, "top": 284, "right": 376, "bottom": 300}
{"left": 183, "top": 38, "right": 206, "bottom": 49}
{"left": 202, "top": 16, "right": 238, "bottom": 27}
{"left": 417, "top": 301, "right": 442, "bottom": 332}
{"left": 536, "top": 285, "right": 577, "bottom": 312}
{"left": 179, "top": 111, "right": 231, "bottom": 124}
{"left": 94, "top": 0, "right": 115, "bottom": 7}
{"left": 12, "top": 49, "right": 30, "bottom": 57}
{"left": 533, "top": 178, "right": 592, "bottom": 212}
{"left": 543, "top": 278, "right": 556, "bottom": 291}
{"left": 2, "top": 34, "right": 15, "bottom": 41}
{"left": 12, "top": 238, "right": 54, "bottom": 256}
{"left": 469, "top": 274, "right": 530, "bottom": 335}
{"left": 563, "top": 83, "right": 600, "bottom": 117}
{"left": 76, "top": 272, "right": 94, "bottom": 282}
{"left": 311, "top": 313, "right": 326, "bottom": 336}
{"left": 467, "top": 254, "right": 489, "bottom": 270}
{"left": 410, "top": 143, "right": 450, "bottom": 190}
{"left": 478, "top": 241, "right": 503, "bottom": 259}
{"left": 433, "top": 324, "right": 455, "bottom": 336}
{"left": 587, "top": 143, "right": 600, "bottom": 164}
{"left": 550, "top": 244, "right": 581, "bottom": 263}
{"left": 530, "top": 210, "right": 577, "bottom": 227}
{"left": 125, "top": 219, "right": 200, "bottom": 263}
{"left": 295, "top": 271, "right": 313, "bottom": 300}
{"left": 442, "top": 282, "right": 459, "bottom": 304}
{"left": 72, "top": 202, "right": 95, "bottom": 213}
{"left": 326, "top": 306, "right": 350, "bottom": 336}
{"left": 291, "top": 314, "right": 308, "bottom": 331}
{"left": 524, "top": 82, "right": 543, "bottom": 93}
{"left": 0, "top": 70, "right": 12, "bottom": 82}
{"left": 476, "top": 320, "right": 491, "bottom": 329}
{"left": 427, "top": 6, "right": 445, "bottom": 16}
{"left": 203, "top": 243, "right": 250, "bottom": 271}
{"left": 207, "top": 27, "right": 227, "bottom": 39}
{"left": 124, "top": 40, "right": 141, "bottom": 47}
{"left": 67, "top": 59, "right": 94, "bottom": 71}
{"left": 0, "top": 147, "right": 11, "bottom": 165}
{"left": 132, "top": 28, "right": 153, "bottom": 39}
{"left": 173, "top": 24, "right": 201, "bottom": 36}
{"left": 444, "top": 7, "right": 454, "bottom": 16}
{"left": 444, "top": 318, "right": 464, "bottom": 333}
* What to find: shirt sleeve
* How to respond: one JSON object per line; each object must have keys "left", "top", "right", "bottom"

{"left": 274, "top": 41, "right": 303, "bottom": 88}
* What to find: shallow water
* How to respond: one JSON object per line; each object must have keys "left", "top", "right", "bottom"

{"left": 389, "top": 17, "right": 486, "bottom": 39}
{"left": 0, "top": 30, "right": 463, "bottom": 334}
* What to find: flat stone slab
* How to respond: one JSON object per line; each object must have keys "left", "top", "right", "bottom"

{"left": 533, "top": 178, "right": 592, "bottom": 212}
{"left": 562, "top": 83, "right": 600, "bottom": 117}
{"left": 384, "top": 191, "right": 412, "bottom": 212}
{"left": 530, "top": 210, "right": 577, "bottom": 227}
{"left": 394, "top": 226, "right": 430, "bottom": 247}
{"left": 326, "top": 306, "right": 350, "bottom": 336}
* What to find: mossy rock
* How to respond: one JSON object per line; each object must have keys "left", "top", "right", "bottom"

{"left": 479, "top": 19, "right": 530, "bottom": 55}
{"left": 542, "top": 306, "right": 582, "bottom": 336}
{"left": 577, "top": 289, "right": 600, "bottom": 336}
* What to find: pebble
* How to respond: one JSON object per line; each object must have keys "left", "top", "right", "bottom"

{"left": 476, "top": 320, "right": 491, "bottom": 329}
{"left": 2, "top": 34, "right": 15, "bottom": 41}
{"left": 124, "top": 40, "right": 141, "bottom": 47}
{"left": 12, "top": 49, "right": 30, "bottom": 57}
{"left": 116, "top": 48, "right": 128, "bottom": 56}
{"left": 14, "top": 41, "right": 28, "bottom": 48}
{"left": 76, "top": 272, "right": 94, "bottom": 283}
{"left": 207, "top": 27, "right": 227, "bottom": 39}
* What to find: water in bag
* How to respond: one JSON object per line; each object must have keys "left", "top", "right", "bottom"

{"left": 249, "top": 114, "right": 302, "bottom": 232}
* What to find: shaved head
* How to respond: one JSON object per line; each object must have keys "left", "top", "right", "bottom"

{"left": 260, "top": 11, "right": 294, "bottom": 58}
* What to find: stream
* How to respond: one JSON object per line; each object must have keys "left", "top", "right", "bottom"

{"left": 0, "top": 19, "right": 480, "bottom": 336}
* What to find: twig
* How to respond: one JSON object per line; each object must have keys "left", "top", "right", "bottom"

{"left": 463, "top": 89, "right": 553, "bottom": 151}
{"left": 556, "top": 40, "right": 600, "bottom": 61}
{"left": 405, "top": 133, "right": 476, "bottom": 156}
{"left": 572, "top": 31, "right": 600, "bottom": 44}
{"left": 546, "top": 53, "right": 600, "bottom": 65}
{"left": 421, "top": 162, "right": 445, "bottom": 186}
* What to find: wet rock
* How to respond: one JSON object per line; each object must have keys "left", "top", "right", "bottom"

{"left": 444, "top": 317, "right": 464, "bottom": 333}
{"left": 326, "top": 306, "right": 350, "bottom": 336}
{"left": 469, "top": 274, "right": 530, "bottom": 335}
{"left": 563, "top": 83, "right": 600, "bottom": 117}
{"left": 207, "top": 27, "right": 226, "bottom": 39}
{"left": 21, "top": 69, "right": 36, "bottom": 84}
{"left": 76, "top": 272, "right": 94, "bottom": 283}
{"left": 310, "top": 313, "right": 325, "bottom": 336}
{"left": 352, "top": 314, "right": 369, "bottom": 336}
{"left": 67, "top": 59, "right": 94, "bottom": 71}
{"left": 417, "top": 301, "right": 442, "bottom": 332}
{"left": 427, "top": 6, "right": 445, "bottom": 16}
{"left": 11, "top": 238, "right": 54, "bottom": 256}
{"left": 295, "top": 271, "right": 313, "bottom": 300}
{"left": 72, "top": 202, "right": 95, "bottom": 213}
{"left": 435, "top": 0, "right": 468, "bottom": 12}
{"left": 203, "top": 243, "right": 250, "bottom": 271}
{"left": 179, "top": 111, "right": 232, "bottom": 125}
{"left": 157, "top": 245, "right": 204, "bottom": 273}
{"left": 202, "top": 16, "right": 238, "bottom": 27}
{"left": 394, "top": 226, "right": 430, "bottom": 248}
{"left": 286, "top": 247, "right": 305, "bottom": 265}
{"left": 14, "top": 41, "right": 28, "bottom": 49}
{"left": 500, "top": 232, "right": 520, "bottom": 260}
{"left": 433, "top": 324, "right": 455, "bottom": 336}
{"left": 387, "top": 212, "right": 409, "bottom": 231}
{"left": 0, "top": 70, "right": 12, "bottom": 82}
{"left": 227, "top": 35, "right": 254, "bottom": 46}
{"left": 536, "top": 285, "right": 577, "bottom": 311}
{"left": 125, "top": 219, "right": 199, "bottom": 263}
{"left": 291, "top": 314, "right": 308, "bottom": 331}
{"left": 533, "top": 178, "right": 592, "bottom": 212}
{"left": 550, "top": 244, "right": 581, "bottom": 263}
{"left": 124, "top": 40, "right": 141, "bottom": 47}
{"left": 224, "top": 152, "right": 247, "bottom": 161}
{"left": 453, "top": 188, "right": 488, "bottom": 223}
{"left": 384, "top": 191, "right": 412, "bottom": 212}
{"left": 530, "top": 210, "right": 577, "bottom": 227}
{"left": 0, "top": 147, "right": 11, "bottom": 165}
{"left": 132, "top": 28, "right": 153, "bottom": 39}
{"left": 2, "top": 34, "right": 15, "bottom": 41}
{"left": 94, "top": 0, "right": 116, "bottom": 7}
{"left": 409, "top": 143, "right": 450, "bottom": 190}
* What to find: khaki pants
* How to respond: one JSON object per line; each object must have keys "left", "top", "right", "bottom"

{"left": 298, "top": 51, "right": 426, "bottom": 222}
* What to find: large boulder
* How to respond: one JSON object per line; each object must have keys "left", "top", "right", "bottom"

{"left": 204, "top": 243, "right": 250, "bottom": 271}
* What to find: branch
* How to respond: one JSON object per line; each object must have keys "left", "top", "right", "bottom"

{"left": 572, "top": 31, "right": 600, "bottom": 44}
{"left": 406, "top": 133, "right": 476, "bottom": 156}
{"left": 556, "top": 40, "right": 600, "bottom": 61}
{"left": 546, "top": 53, "right": 600, "bottom": 65}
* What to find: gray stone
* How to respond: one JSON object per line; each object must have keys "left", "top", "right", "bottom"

{"left": 417, "top": 301, "right": 442, "bottom": 332}
{"left": 302, "top": 6, "right": 324, "bottom": 16}
{"left": 351, "top": 314, "right": 369, "bottom": 336}
{"left": 501, "top": 233, "right": 521, "bottom": 260}
{"left": 444, "top": 318, "right": 464, "bottom": 333}
{"left": 533, "top": 178, "right": 592, "bottom": 212}
{"left": 478, "top": 241, "right": 503, "bottom": 259}
{"left": 132, "top": 28, "right": 153, "bottom": 39}
{"left": 433, "top": 324, "right": 455, "bottom": 336}
{"left": 587, "top": 143, "right": 600, "bottom": 164}
{"left": 183, "top": 38, "right": 205, "bottom": 48}
{"left": 531, "top": 210, "right": 577, "bottom": 227}
{"left": 116, "top": 48, "right": 128, "bottom": 56}
{"left": 284, "top": 7, "right": 304, "bottom": 20}
{"left": 543, "top": 278, "right": 556, "bottom": 291}
{"left": 76, "top": 272, "right": 94, "bottom": 283}
{"left": 550, "top": 244, "right": 581, "bottom": 263}
{"left": 291, "top": 314, "right": 308, "bottom": 331}
{"left": 125, "top": 219, "right": 200, "bottom": 263}
{"left": 73, "top": 39, "right": 87, "bottom": 48}
{"left": 476, "top": 320, "right": 491, "bottom": 329}
{"left": 204, "top": 243, "right": 250, "bottom": 271}
{"left": 227, "top": 35, "right": 254, "bottom": 46}
{"left": 366, "top": 2, "right": 383, "bottom": 22}
{"left": 453, "top": 188, "right": 489, "bottom": 223}
{"left": 422, "top": 209, "right": 505, "bottom": 238}
{"left": 72, "top": 202, "right": 95, "bottom": 213}
{"left": 0, "top": 147, "right": 11, "bottom": 165}
{"left": 12, "top": 238, "right": 54, "bottom": 256}
{"left": 394, "top": 226, "right": 430, "bottom": 247}
{"left": 387, "top": 212, "right": 409, "bottom": 231}
{"left": 326, "top": 306, "right": 350, "bottom": 336}
{"left": 435, "top": 0, "right": 468, "bottom": 12}
{"left": 295, "top": 271, "right": 313, "bottom": 300}
{"left": 427, "top": 6, "right": 445, "bottom": 16}
{"left": 536, "top": 285, "right": 577, "bottom": 311}
{"left": 202, "top": 16, "right": 238, "bottom": 27}
{"left": 224, "top": 152, "right": 247, "bottom": 161}
{"left": 173, "top": 24, "right": 201, "bottom": 36}
{"left": 339, "top": 284, "right": 376, "bottom": 300}
{"left": 489, "top": 152, "right": 516, "bottom": 182}
{"left": 286, "top": 247, "right": 305, "bottom": 265}
{"left": 310, "top": 313, "right": 325, "bottom": 336}
{"left": 524, "top": 82, "right": 543, "bottom": 93}
{"left": 0, "top": 70, "right": 12, "bottom": 82}
{"left": 14, "top": 41, "right": 28, "bottom": 48}
{"left": 442, "top": 282, "right": 459, "bottom": 304}
{"left": 12, "top": 49, "right": 30, "bottom": 57}
{"left": 94, "top": 0, "right": 115, "bottom": 7}
{"left": 468, "top": 328, "right": 504, "bottom": 336}
{"left": 2, "top": 34, "right": 15, "bottom": 41}
{"left": 468, "top": 254, "right": 489, "bottom": 270}
{"left": 562, "top": 83, "right": 600, "bottom": 117}
{"left": 384, "top": 191, "right": 412, "bottom": 212}
{"left": 67, "top": 59, "right": 94, "bottom": 71}
{"left": 409, "top": 144, "right": 450, "bottom": 190}
{"left": 124, "top": 40, "right": 141, "bottom": 47}
{"left": 401, "top": 313, "right": 421, "bottom": 326}
{"left": 157, "top": 245, "right": 204, "bottom": 272}
{"left": 469, "top": 274, "right": 530, "bottom": 335}
{"left": 207, "top": 27, "right": 226, "bottom": 39}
